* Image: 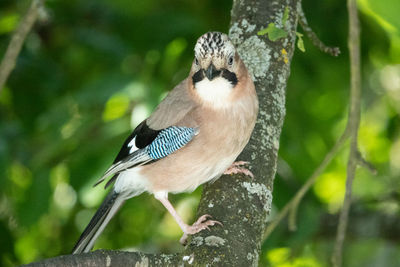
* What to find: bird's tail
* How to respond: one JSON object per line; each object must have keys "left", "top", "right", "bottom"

{"left": 72, "top": 191, "right": 125, "bottom": 254}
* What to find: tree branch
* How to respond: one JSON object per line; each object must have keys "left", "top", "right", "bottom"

{"left": 0, "top": 0, "right": 45, "bottom": 93}
{"left": 26, "top": 0, "right": 299, "bottom": 265}
{"left": 356, "top": 151, "right": 377, "bottom": 175}
{"left": 263, "top": 126, "right": 350, "bottom": 239}
{"left": 296, "top": 1, "right": 340, "bottom": 56}
{"left": 331, "top": 0, "right": 362, "bottom": 265}
{"left": 24, "top": 250, "right": 182, "bottom": 267}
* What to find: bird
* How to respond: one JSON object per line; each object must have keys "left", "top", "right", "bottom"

{"left": 72, "top": 31, "right": 258, "bottom": 254}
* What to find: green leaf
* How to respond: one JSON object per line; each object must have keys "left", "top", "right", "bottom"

{"left": 268, "top": 24, "right": 288, "bottom": 41}
{"left": 257, "top": 23, "right": 288, "bottom": 42}
{"left": 257, "top": 25, "right": 271, "bottom": 36}
{"left": 297, "top": 38, "right": 305, "bottom": 52}
{"left": 282, "top": 6, "right": 290, "bottom": 25}
{"left": 0, "top": 13, "right": 19, "bottom": 35}
{"left": 102, "top": 93, "right": 130, "bottom": 122}
{"left": 296, "top": 32, "right": 306, "bottom": 52}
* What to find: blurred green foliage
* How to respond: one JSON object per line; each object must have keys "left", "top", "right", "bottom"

{"left": 0, "top": 0, "right": 399, "bottom": 266}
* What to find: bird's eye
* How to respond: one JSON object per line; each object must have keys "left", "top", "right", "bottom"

{"left": 228, "top": 56, "right": 234, "bottom": 66}
{"left": 195, "top": 58, "right": 199, "bottom": 65}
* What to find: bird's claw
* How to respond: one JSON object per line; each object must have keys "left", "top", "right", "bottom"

{"left": 224, "top": 161, "right": 254, "bottom": 179}
{"left": 231, "top": 161, "right": 250, "bottom": 167}
{"left": 186, "top": 214, "right": 222, "bottom": 234}
{"left": 180, "top": 214, "right": 223, "bottom": 245}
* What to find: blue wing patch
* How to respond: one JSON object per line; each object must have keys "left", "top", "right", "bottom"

{"left": 146, "top": 126, "right": 197, "bottom": 160}
{"left": 95, "top": 126, "right": 197, "bottom": 188}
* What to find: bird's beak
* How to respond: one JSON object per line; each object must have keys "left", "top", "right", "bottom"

{"left": 205, "top": 63, "right": 220, "bottom": 81}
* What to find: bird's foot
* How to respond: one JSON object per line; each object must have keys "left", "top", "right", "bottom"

{"left": 180, "top": 214, "right": 222, "bottom": 245}
{"left": 224, "top": 161, "right": 254, "bottom": 179}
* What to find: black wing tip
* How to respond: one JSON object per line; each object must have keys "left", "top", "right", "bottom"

{"left": 93, "top": 179, "right": 103, "bottom": 188}
{"left": 104, "top": 174, "right": 119, "bottom": 189}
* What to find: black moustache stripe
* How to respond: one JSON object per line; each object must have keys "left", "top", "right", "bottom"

{"left": 221, "top": 69, "right": 238, "bottom": 86}
{"left": 192, "top": 68, "right": 238, "bottom": 86}
{"left": 192, "top": 69, "right": 205, "bottom": 84}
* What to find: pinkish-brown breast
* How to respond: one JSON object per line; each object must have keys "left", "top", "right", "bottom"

{"left": 140, "top": 68, "right": 258, "bottom": 194}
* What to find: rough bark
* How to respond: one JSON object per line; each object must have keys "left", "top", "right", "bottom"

{"left": 26, "top": 0, "right": 298, "bottom": 266}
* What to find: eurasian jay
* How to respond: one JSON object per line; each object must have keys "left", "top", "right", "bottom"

{"left": 72, "top": 31, "right": 258, "bottom": 254}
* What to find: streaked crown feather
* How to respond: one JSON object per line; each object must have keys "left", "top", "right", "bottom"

{"left": 194, "top": 32, "right": 235, "bottom": 59}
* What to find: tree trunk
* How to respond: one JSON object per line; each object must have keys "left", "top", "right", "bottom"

{"left": 26, "top": 0, "right": 298, "bottom": 266}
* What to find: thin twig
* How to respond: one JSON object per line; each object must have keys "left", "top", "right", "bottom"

{"left": 296, "top": 1, "right": 340, "bottom": 57}
{"left": 288, "top": 126, "right": 350, "bottom": 230}
{"left": 0, "top": 0, "right": 44, "bottom": 93}
{"left": 263, "top": 126, "right": 350, "bottom": 239}
{"left": 356, "top": 151, "right": 377, "bottom": 175}
{"left": 331, "top": 0, "right": 361, "bottom": 265}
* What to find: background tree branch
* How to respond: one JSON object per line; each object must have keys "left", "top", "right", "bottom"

{"left": 296, "top": 2, "right": 340, "bottom": 57}
{"left": 26, "top": 0, "right": 299, "bottom": 265}
{"left": 332, "top": 0, "right": 362, "bottom": 265}
{"left": 0, "top": 0, "right": 45, "bottom": 93}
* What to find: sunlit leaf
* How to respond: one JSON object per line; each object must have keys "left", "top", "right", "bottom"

{"left": 267, "top": 247, "right": 290, "bottom": 265}
{"left": 266, "top": 247, "right": 322, "bottom": 267}
{"left": 102, "top": 94, "right": 130, "bottom": 122}
{"left": 296, "top": 32, "right": 306, "bottom": 52}
{"left": 282, "top": 6, "right": 290, "bottom": 25}
{"left": 9, "top": 162, "right": 32, "bottom": 189}
{"left": 258, "top": 23, "right": 288, "bottom": 41}
{"left": 14, "top": 229, "right": 39, "bottom": 264}
{"left": 0, "top": 13, "right": 19, "bottom": 35}
{"left": 313, "top": 171, "right": 345, "bottom": 212}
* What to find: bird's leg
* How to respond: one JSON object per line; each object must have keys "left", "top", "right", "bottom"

{"left": 155, "top": 195, "right": 222, "bottom": 244}
{"left": 224, "top": 161, "right": 254, "bottom": 178}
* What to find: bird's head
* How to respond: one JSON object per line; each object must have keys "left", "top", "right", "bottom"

{"left": 191, "top": 32, "right": 242, "bottom": 108}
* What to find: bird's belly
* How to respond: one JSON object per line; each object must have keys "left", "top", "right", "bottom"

{"left": 174, "top": 154, "right": 237, "bottom": 193}
{"left": 139, "top": 143, "right": 240, "bottom": 194}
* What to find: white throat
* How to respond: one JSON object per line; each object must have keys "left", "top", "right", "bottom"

{"left": 195, "top": 77, "right": 233, "bottom": 108}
